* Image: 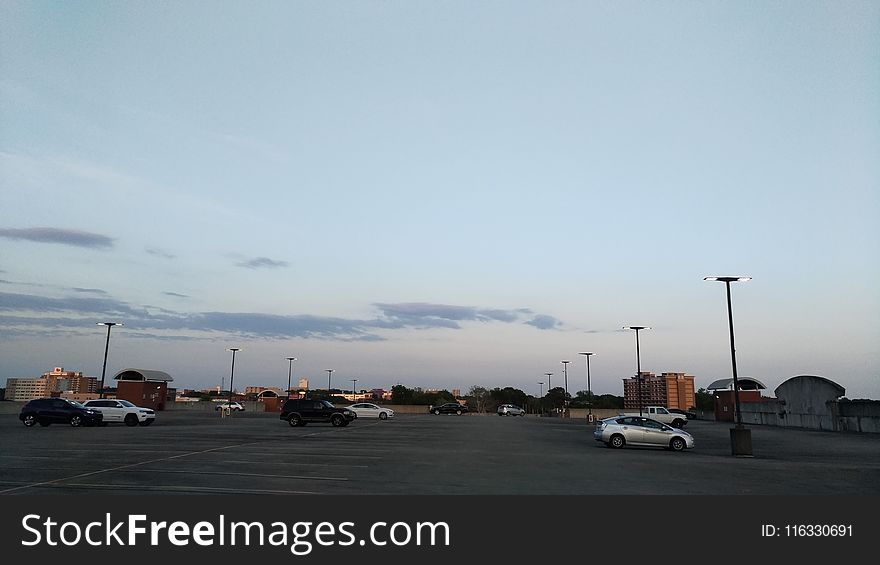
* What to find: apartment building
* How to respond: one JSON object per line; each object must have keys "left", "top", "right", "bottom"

{"left": 623, "top": 371, "right": 696, "bottom": 410}
{"left": 4, "top": 367, "right": 97, "bottom": 401}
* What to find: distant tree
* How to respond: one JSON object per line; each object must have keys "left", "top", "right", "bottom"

{"left": 486, "top": 387, "right": 528, "bottom": 412}
{"left": 695, "top": 388, "right": 714, "bottom": 411}
{"left": 468, "top": 386, "right": 489, "bottom": 412}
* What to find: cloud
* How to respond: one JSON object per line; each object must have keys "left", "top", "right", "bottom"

{"left": 0, "top": 292, "right": 566, "bottom": 341}
{"left": 162, "top": 291, "right": 189, "bottom": 298}
{"left": 525, "top": 314, "right": 562, "bottom": 330}
{"left": 236, "top": 257, "right": 289, "bottom": 269}
{"left": 146, "top": 247, "right": 176, "bottom": 259}
{"left": 0, "top": 227, "right": 114, "bottom": 248}
{"left": 72, "top": 287, "right": 108, "bottom": 295}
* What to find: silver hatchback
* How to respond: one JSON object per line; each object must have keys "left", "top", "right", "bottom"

{"left": 594, "top": 416, "right": 694, "bottom": 451}
{"left": 497, "top": 404, "right": 525, "bottom": 416}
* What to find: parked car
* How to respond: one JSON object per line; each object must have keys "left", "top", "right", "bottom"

{"left": 347, "top": 403, "right": 394, "bottom": 420}
{"left": 668, "top": 408, "right": 697, "bottom": 420}
{"left": 430, "top": 402, "right": 469, "bottom": 415}
{"left": 215, "top": 401, "right": 245, "bottom": 412}
{"left": 19, "top": 398, "right": 103, "bottom": 428}
{"left": 594, "top": 416, "right": 694, "bottom": 451}
{"left": 280, "top": 399, "right": 356, "bottom": 427}
{"left": 83, "top": 399, "right": 156, "bottom": 426}
{"left": 497, "top": 404, "right": 525, "bottom": 416}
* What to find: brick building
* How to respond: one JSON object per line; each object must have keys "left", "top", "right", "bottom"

{"left": 623, "top": 372, "right": 696, "bottom": 410}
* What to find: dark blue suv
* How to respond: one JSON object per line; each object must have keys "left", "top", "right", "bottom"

{"left": 19, "top": 398, "right": 104, "bottom": 427}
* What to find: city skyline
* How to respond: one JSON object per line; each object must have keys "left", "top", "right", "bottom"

{"left": 1, "top": 2, "right": 878, "bottom": 399}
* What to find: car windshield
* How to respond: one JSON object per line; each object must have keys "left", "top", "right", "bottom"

{"left": 69, "top": 400, "right": 85, "bottom": 408}
{"left": 321, "top": 401, "right": 335, "bottom": 408}
{"left": 118, "top": 400, "right": 136, "bottom": 407}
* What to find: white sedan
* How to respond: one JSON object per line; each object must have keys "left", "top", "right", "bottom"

{"left": 346, "top": 403, "right": 394, "bottom": 420}
{"left": 83, "top": 399, "right": 156, "bottom": 427}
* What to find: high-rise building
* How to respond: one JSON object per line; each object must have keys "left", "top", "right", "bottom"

{"left": 5, "top": 367, "right": 96, "bottom": 401}
{"left": 623, "top": 372, "right": 696, "bottom": 410}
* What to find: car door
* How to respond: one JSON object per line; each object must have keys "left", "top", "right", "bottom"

{"left": 360, "top": 404, "right": 378, "bottom": 418}
{"left": 618, "top": 417, "right": 646, "bottom": 444}
{"left": 46, "top": 399, "right": 72, "bottom": 423}
{"left": 640, "top": 419, "right": 670, "bottom": 446}
{"left": 106, "top": 401, "right": 126, "bottom": 422}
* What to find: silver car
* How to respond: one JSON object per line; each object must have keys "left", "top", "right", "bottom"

{"left": 594, "top": 416, "right": 694, "bottom": 451}
{"left": 497, "top": 404, "right": 525, "bottom": 416}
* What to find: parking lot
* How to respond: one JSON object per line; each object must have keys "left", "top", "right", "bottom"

{"left": 1, "top": 411, "right": 878, "bottom": 495}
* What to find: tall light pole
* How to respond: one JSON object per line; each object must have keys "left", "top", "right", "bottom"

{"left": 351, "top": 378, "right": 358, "bottom": 397}
{"left": 286, "top": 357, "right": 297, "bottom": 398}
{"left": 227, "top": 348, "right": 240, "bottom": 404}
{"left": 705, "top": 276, "right": 753, "bottom": 456}
{"left": 624, "top": 326, "right": 650, "bottom": 416}
{"left": 579, "top": 352, "right": 595, "bottom": 419}
{"left": 544, "top": 372, "right": 553, "bottom": 413}
{"left": 537, "top": 382, "right": 544, "bottom": 415}
{"left": 561, "top": 360, "right": 570, "bottom": 417}
{"left": 97, "top": 322, "right": 123, "bottom": 399}
{"left": 326, "top": 369, "right": 334, "bottom": 394}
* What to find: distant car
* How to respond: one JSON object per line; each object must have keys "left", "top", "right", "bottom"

{"left": 347, "top": 403, "right": 394, "bottom": 420}
{"left": 668, "top": 408, "right": 697, "bottom": 420}
{"left": 497, "top": 404, "right": 525, "bottom": 416}
{"left": 594, "top": 416, "right": 694, "bottom": 452}
{"left": 281, "top": 399, "right": 356, "bottom": 427}
{"left": 215, "top": 401, "right": 245, "bottom": 412}
{"left": 431, "top": 403, "right": 468, "bottom": 415}
{"left": 83, "top": 399, "right": 156, "bottom": 426}
{"left": 19, "top": 398, "right": 103, "bottom": 428}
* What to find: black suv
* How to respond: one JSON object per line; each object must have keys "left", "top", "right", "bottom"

{"left": 280, "top": 399, "right": 356, "bottom": 427}
{"left": 19, "top": 398, "right": 104, "bottom": 427}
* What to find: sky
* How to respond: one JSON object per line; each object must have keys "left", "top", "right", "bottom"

{"left": 1, "top": 1, "right": 878, "bottom": 399}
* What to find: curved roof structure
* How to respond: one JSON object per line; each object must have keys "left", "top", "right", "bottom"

{"left": 706, "top": 377, "right": 766, "bottom": 391}
{"left": 775, "top": 375, "right": 845, "bottom": 398}
{"left": 113, "top": 368, "right": 174, "bottom": 382}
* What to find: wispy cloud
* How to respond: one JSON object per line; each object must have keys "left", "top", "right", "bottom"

{"left": 162, "top": 291, "right": 189, "bottom": 298}
{"left": 71, "top": 287, "right": 108, "bottom": 295}
{"left": 236, "top": 257, "right": 289, "bottom": 269}
{"left": 525, "top": 314, "right": 562, "bottom": 330}
{"left": 0, "top": 227, "right": 114, "bottom": 249}
{"left": 0, "top": 293, "right": 567, "bottom": 341}
{"left": 146, "top": 247, "right": 176, "bottom": 259}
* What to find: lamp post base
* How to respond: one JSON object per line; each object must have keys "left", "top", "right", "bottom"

{"left": 730, "top": 427, "right": 753, "bottom": 457}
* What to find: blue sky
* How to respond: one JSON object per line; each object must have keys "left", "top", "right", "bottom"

{"left": 2, "top": 1, "right": 878, "bottom": 399}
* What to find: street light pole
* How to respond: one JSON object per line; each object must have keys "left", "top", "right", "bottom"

{"left": 286, "top": 357, "right": 297, "bottom": 399}
{"left": 351, "top": 378, "right": 358, "bottom": 398}
{"left": 326, "top": 369, "right": 334, "bottom": 394}
{"left": 579, "top": 352, "right": 594, "bottom": 419}
{"left": 544, "top": 372, "right": 553, "bottom": 414}
{"left": 705, "top": 276, "right": 753, "bottom": 456}
{"left": 227, "top": 348, "right": 240, "bottom": 405}
{"left": 624, "top": 326, "right": 650, "bottom": 416}
{"left": 561, "top": 360, "right": 570, "bottom": 417}
{"left": 537, "top": 382, "right": 544, "bottom": 414}
{"left": 97, "top": 322, "right": 123, "bottom": 399}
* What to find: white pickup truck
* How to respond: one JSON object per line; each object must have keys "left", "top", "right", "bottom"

{"left": 619, "top": 406, "right": 688, "bottom": 428}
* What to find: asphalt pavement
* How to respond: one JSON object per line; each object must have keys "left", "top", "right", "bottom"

{"left": 1, "top": 411, "right": 878, "bottom": 495}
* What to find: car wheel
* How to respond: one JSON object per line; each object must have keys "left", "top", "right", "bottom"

{"left": 124, "top": 414, "right": 139, "bottom": 427}
{"left": 22, "top": 414, "right": 37, "bottom": 427}
{"left": 288, "top": 414, "right": 302, "bottom": 427}
{"left": 69, "top": 415, "right": 83, "bottom": 427}
{"left": 672, "top": 419, "right": 685, "bottom": 428}
{"left": 433, "top": 409, "right": 440, "bottom": 415}
{"left": 670, "top": 437, "right": 686, "bottom": 452}
{"left": 379, "top": 412, "right": 388, "bottom": 420}
{"left": 520, "top": 412, "right": 525, "bottom": 417}
{"left": 331, "top": 415, "right": 345, "bottom": 427}
{"left": 609, "top": 434, "right": 625, "bottom": 449}
{"left": 456, "top": 409, "right": 462, "bottom": 415}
